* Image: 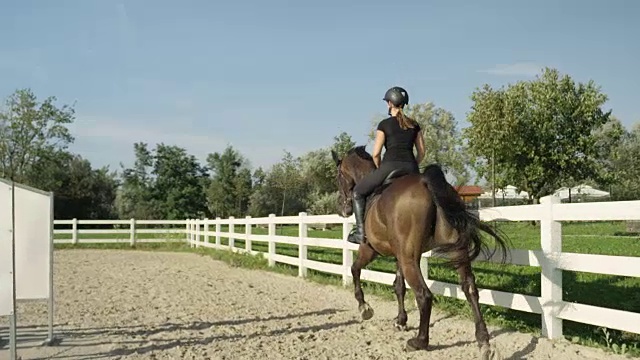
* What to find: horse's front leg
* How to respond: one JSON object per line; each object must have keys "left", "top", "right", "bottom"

{"left": 351, "top": 243, "right": 377, "bottom": 320}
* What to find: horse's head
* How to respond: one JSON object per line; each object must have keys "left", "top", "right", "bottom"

{"left": 331, "top": 145, "right": 376, "bottom": 217}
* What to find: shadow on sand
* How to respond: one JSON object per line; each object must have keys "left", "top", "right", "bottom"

{"left": 489, "top": 327, "right": 540, "bottom": 360}
{"left": 1, "top": 308, "right": 545, "bottom": 359}
{"left": 0, "top": 308, "right": 357, "bottom": 360}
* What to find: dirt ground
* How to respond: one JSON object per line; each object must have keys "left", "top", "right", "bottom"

{"left": 0, "top": 250, "right": 628, "bottom": 359}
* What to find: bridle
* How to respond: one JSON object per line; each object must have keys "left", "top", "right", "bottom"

{"left": 336, "top": 164, "right": 353, "bottom": 210}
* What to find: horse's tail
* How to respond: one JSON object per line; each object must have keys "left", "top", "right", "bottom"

{"left": 420, "top": 164, "right": 510, "bottom": 268}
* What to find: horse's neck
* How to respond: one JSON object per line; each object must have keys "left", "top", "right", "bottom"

{"left": 354, "top": 164, "right": 375, "bottom": 184}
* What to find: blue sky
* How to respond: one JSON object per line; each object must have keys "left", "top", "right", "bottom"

{"left": 1, "top": 0, "right": 638, "bottom": 172}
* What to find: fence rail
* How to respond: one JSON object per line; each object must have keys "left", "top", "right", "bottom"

{"left": 52, "top": 195, "right": 640, "bottom": 339}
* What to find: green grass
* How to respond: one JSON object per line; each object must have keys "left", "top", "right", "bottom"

{"left": 54, "top": 220, "right": 640, "bottom": 357}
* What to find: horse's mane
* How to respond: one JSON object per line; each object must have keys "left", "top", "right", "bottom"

{"left": 346, "top": 145, "right": 373, "bottom": 162}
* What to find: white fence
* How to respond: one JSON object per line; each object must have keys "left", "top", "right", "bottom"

{"left": 52, "top": 195, "right": 640, "bottom": 340}
{"left": 53, "top": 219, "right": 187, "bottom": 245}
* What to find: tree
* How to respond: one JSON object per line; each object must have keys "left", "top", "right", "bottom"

{"left": 252, "top": 167, "right": 266, "bottom": 188}
{"left": 0, "top": 88, "right": 120, "bottom": 219}
{"left": 152, "top": 143, "right": 209, "bottom": 219}
{"left": 297, "top": 132, "right": 358, "bottom": 214}
{"left": 299, "top": 149, "right": 335, "bottom": 195}
{"left": 54, "top": 154, "right": 119, "bottom": 220}
{"left": 116, "top": 143, "right": 158, "bottom": 219}
{"left": 84, "top": 166, "right": 119, "bottom": 220}
{"left": 407, "top": 102, "right": 469, "bottom": 185}
{"left": 248, "top": 151, "right": 307, "bottom": 217}
{"left": 591, "top": 116, "right": 626, "bottom": 184}
{"left": 464, "top": 84, "right": 511, "bottom": 202}
{"left": 464, "top": 67, "right": 613, "bottom": 202}
{"left": 270, "top": 151, "right": 306, "bottom": 216}
{"left": 233, "top": 167, "right": 253, "bottom": 215}
{"left": 607, "top": 122, "right": 640, "bottom": 200}
{"left": 117, "top": 142, "right": 209, "bottom": 219}
{"left": 307, "top": 191, "right": 339, "bottom": 215}
{"left": 247, "top": 189, "right": 275, "bottom": 217}
{"left": 331, "top": 131, "right": 356, "bottom": 158}
{"left": 206, "top": 145, "right": 249, "bottom": 218}
{"left": 25, "top": 149, "right": 75, "bottom": 194}
{"left": 0, "top": 88, "right": 75, "bottom": 183}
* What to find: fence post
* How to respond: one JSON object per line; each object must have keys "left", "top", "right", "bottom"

{"left": 195, "top": 218, "right": 201, "bottom": 248}
{"left": 190, "top": 219, "right": 196, "bottom": 247}
{"left": 268, "top": 214, "right": 276, "bottom": 267}
{"left": 185, "top": 219, "right": 190, "bottom": 244}
{"left": 203, "top": 218, "right": 209, "bottom": 244}
{"left": 416, "top": 252, "right": 431, "bottom": 310}
{"left": 192, "top": 219, "right": 197, "bottom": 246}
{"left": 130, "top": 218, "right": 136, "bottom": 246}
{"left": 215, "top": 217, "right": 221, "bottom": 247}
{"left": 71, "top": 218, "right": 78, "bottom": 245}
{"left": 540, "top": 195, "right": 563, "bottom": 339}
{"left": 187, "top": 219, "right": 191, "bottom": 247}
{"left": 245, "top": 216, "right": 252, "bottom": 253}
{"left": 342, "top": 217, "right": 354, "bottom": 286}
{"left": 420, "top": 254, "right": 429, "bottom": 281}
{"left": 228, "top": 216, "right": 235, "bottom": 250}
{"left": 298, "top": 212, "right": 308, "bottom": 278}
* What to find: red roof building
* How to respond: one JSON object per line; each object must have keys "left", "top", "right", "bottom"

{"left": 454, "top": 185, "right": 484, "bottom": 204}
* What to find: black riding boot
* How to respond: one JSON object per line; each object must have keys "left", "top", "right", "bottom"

{"left": 347, "top": 196, "right": 366, "bottom": 244}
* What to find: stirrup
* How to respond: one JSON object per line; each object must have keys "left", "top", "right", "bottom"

{"left": 347, "top": 228, "right": 365, "bottom": 244}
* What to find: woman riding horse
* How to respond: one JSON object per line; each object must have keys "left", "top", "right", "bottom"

{"left": 347, "top": 86, "right": 426, "bottom": 244}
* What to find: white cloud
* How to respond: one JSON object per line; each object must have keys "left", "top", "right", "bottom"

{"left": 67, "top": 115, "right": 296, "bottom": 171}
{"left": 478, "top": 62, "right": 544, "bottom": 77}
{"left": 71, "top": 115, "right": 225, "bottom": 149}
{"left": 68, "top": 115, "right": 229, "bottom": 169}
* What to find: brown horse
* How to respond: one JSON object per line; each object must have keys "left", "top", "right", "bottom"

{"left": 331, "top": 146, "right": 510, "bottom": 359}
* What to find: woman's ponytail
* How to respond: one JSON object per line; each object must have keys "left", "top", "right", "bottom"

{"left": 395, "top": 108, "right": 417, "bottom": 130}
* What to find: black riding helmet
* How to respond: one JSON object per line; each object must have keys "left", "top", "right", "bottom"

{"left": 383, "top": 86, "right": 409, "bottom": 107}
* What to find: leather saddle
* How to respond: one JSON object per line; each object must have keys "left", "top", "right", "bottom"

{"left": 366, "top": 168, "right": 412, "bottom": 205}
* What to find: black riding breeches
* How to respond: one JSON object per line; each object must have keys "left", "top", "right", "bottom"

{"left": 353, "top": 160, "right": 419, "bottom": 200}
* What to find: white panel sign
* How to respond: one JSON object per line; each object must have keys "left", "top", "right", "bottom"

{"left": 0, "top": 181, "right": 14, "bottom": 316}
{"left": 14, "top": 184, "right": 51, "bottom": 300}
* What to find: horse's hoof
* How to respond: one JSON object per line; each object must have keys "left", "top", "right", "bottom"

{"left": 359, "top": 303, "right": 374, "bottom": 321}
{"left": 393, "top": 322, "right": 408, "bottom": 331}
{"left": 405, "top": 337, "right": 429, "bottom": 352}
{"left": 480, "top": 344, "right": 502, "bottom": 360}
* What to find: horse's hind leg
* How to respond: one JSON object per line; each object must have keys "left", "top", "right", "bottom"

{"left": 456, "top": 260, "right": 489, "bottom": 345}
{"left": 399, "top": 258, "right": 433, "bottom": 351}
{"left": 393, "top": 261, "right": 408, "bottom": 331}
{"left": 352, "top": 243, "right": 377, "bottom": 321}
{"left": 457, "top": 259, "right": 501, "bottom": 359}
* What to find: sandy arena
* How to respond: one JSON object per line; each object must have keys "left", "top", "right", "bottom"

{"left": 0, "top": 249, "right": 628, "bottom": 360}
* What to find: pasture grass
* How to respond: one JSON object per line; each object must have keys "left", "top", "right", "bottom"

{"left": 55, "top": 220, "right": 640, "bottom": 357}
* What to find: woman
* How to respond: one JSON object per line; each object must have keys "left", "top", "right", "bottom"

{"left": 347, "top": 86, "right": 426, "bottom": 244}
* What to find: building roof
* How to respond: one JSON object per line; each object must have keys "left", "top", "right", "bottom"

{"left": 455, "top": 185, "right": 484, "bottom": 196}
